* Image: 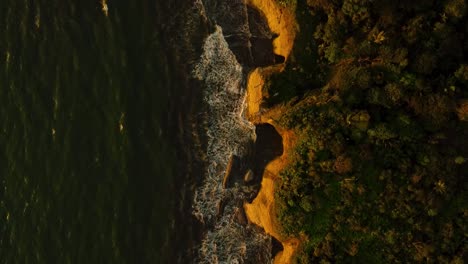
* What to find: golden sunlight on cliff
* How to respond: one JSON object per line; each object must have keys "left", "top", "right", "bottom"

{"left": 246, "top": 0, "right": 296, "bottom": 59}
{"left": 243, "top": 1, "right": 299, "bottom": 263}
{"left": 246, "top": 68, "right": 264, "bottom": 119}
{"left": 244, "top": 128, "right": 298, "bottom": 264}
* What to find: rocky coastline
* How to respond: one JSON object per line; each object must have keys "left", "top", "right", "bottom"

{"left": 190, "top": 0, "right": 299, "bottom": 262}
{"left": 240, "top": 0, "right": 300, "bottom": 263}
{"left": 213, "top": 0, "right": 300, "bottom": 262}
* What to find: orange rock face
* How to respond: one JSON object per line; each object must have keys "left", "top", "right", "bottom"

{"left": 243, "top": 1, "right": 300, "bottom": 263}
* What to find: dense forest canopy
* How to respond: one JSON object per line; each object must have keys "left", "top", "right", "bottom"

{"left": 270, "top": 0, "right": 467, "bottom": 262}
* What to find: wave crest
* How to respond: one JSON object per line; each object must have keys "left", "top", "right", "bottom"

{"left": 192, "top": 26, "right": 272, "bottom": 264}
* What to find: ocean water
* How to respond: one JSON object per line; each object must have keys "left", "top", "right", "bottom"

{"left": 0, "top": 0, "right": 275, "bottom": 263}
{"left": 0, "top": 0, "right": 190, "bottom": 263}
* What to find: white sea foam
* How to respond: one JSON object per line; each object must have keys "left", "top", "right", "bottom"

{"left": 192, "top": 26, "right": 272, "bottom": 263}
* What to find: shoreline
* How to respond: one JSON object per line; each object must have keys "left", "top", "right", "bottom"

{"left": 170, "top": 0, "right": 300, "bottom": 261}
{"left": 242, "top": 0, "right": 299, "bottom": 263}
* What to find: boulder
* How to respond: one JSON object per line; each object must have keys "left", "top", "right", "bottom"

{"left": 244, "top": 169, "right": 254, "bottom": 183}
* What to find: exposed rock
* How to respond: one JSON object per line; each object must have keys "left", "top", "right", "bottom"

{"left": 243, "top": 0, "right": 300, "bottom": 262}
{"left": 202, "top": 0, "right": 282, "bottom": 67}
{"left": 248, "top": 5, "right": 273, "bottom": 39}
{"left": 247, "top": 5, "right": 278, "bottom": 67}
{"left": 244, "top": 169, "right": 254, "bottom": 183}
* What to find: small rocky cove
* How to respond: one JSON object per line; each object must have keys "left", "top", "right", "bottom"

{"left": 191, "top": 0, "right": 290, "bottom": 263}
{"left": 220, "top": 123, "right": 284, "bottom": 213}
{"left": 202, "top": 0, "right": 285, "bottom": 68}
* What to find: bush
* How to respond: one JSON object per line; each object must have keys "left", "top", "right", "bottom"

{"left": 273, "top": 0, "right": 468, "bottom": 262}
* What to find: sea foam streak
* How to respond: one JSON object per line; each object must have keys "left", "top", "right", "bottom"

{"left": 193, "top": 26, "right": 272, "bottom": 263}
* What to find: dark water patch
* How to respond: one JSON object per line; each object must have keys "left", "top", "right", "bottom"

{"left": 0, "top": 0, "right": 202, "bottom": 263}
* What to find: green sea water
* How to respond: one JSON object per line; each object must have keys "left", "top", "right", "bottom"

{"left": 0, "top": 1, "right": 183, "bottom": 263}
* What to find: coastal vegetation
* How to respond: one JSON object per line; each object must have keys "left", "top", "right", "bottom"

{"left": 269, "top": 0, "right": 468, "bottom": 262}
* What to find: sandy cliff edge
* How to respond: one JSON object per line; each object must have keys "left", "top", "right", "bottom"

{"left": 243, "top": 1, "right": 299, "bottom": 263}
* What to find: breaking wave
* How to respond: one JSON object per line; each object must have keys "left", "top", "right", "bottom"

{"left": 192, "top": 26, "right": 272, "bottom": 263}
